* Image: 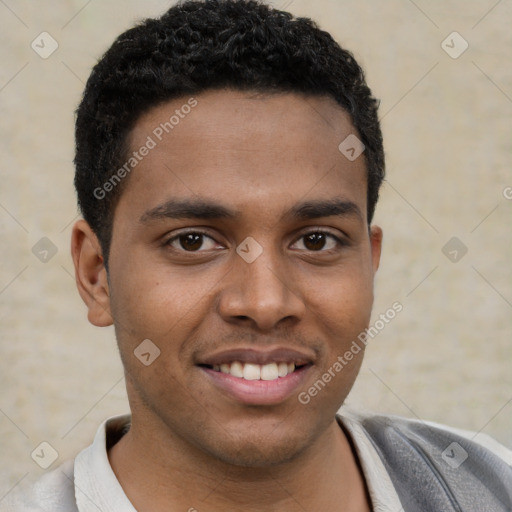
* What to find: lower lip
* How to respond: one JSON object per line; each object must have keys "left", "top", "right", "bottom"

{"left": 200, "top": 366, "right": 311, "bottom": 406}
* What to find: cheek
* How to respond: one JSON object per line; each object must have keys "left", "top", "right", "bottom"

{"left": 301, "top": 266, "right": 374, "bottom": 392}
{"left": 305, "top": 261, "right": 374, "bottom": 329}
{"left": 110, "top": 258, "right": 214, "bottom": 336}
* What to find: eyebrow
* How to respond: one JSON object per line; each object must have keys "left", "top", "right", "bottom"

{"left": 139, "top": 198, "right": 237, "bottom": 223}
{"left": 287, "top": 199, "right": 363, "bottom": 222}
{"left": 139, "top": 197, "right": 362, "bottom": 224}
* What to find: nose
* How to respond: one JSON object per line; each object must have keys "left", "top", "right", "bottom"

{"left": 217, "top": 249, "right": 306, "bottom": 331}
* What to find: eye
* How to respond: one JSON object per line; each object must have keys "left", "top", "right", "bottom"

{"left": 167, "top": 232, "right": 220, "bottom": 252}
{"left": 291, "top": 232, "right": 340, "bottom": 251}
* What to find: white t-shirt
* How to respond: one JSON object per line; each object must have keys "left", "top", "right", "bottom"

{"left": 2, "top": 408, "right": 511, "bottom": 511}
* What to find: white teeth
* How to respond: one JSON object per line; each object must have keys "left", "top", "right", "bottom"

{"left": 211, "top": 361, "right": 299, "bottom": 381}
{"left": 243, "top": 363, "right": 261, "bottom": 381}
{"left": 278, "top": 362, "right": 288, "bottom": 377}
{"left": 230, "top": 361, "right": 244, "bottom": 378}
{"left": 261, "top": 362, "right": 279, "bottom": 381}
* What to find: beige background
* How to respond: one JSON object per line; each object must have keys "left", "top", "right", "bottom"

{"left": 1, "top": 0, "right": 511, "bottom": 497}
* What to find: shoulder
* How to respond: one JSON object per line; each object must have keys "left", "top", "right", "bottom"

{"left": 1, "top": 415, "right": 132, "bottom": 512}
{"left": 339, "top": 406, "right": 512, "bottom": 462}
{"left": 339, "top": 407, "right": 512, "bottom": 511}
{"left": 0, "top": 459, "right": 77, "bottom": 512}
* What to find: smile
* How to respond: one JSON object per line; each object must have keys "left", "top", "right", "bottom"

{"left": 198, "top": 347, "right": 314, "bottom": 405}
{"left": 210, "top": 361, "right": 298, "bottom": 381}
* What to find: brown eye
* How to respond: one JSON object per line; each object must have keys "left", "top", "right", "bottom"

{"left": 179, "top": 234, "right": 204, "bottom": 251}
{"left": 290, "top": 231, "right": 340, "bottom": 252}
{"left": 167, "top": 232, "right": 220, "bottom": 252}
{"left": 303, "top": 233, "right": 327, "bottom": 251}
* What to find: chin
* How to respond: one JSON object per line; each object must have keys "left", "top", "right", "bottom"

{"left": 210, "top": 440, "right": 306, "bottom": 469}
{"left": 198, "top": 421, "right": 316, "bottom": 469}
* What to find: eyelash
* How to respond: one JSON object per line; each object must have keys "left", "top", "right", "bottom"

{"left": 163, "top": 229, "right": 347, "bottom": 253}
{"left": 291, "top": 231, "right": 345, "bottom": 252}
{"left": 164, "top": 229, "right": 219, "bottom": 250}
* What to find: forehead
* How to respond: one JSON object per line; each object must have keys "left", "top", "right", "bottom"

{"left": 120, "top": 89, "right": 367, "bottom": 222}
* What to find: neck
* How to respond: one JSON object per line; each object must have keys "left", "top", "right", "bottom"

{"left": 108, "top": 414, "right": 371, "bottom": 512}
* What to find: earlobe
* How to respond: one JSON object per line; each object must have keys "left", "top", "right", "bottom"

{"left": 71, "top": 220, "right": 113, "bottom": 327}
{"left": 370, "top": 225, "right": 383, "bottom": 274}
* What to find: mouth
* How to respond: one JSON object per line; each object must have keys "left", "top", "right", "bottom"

{"left": 201, "top": 361, "right": 305, "bottom": 381}
{"left": 197, "top": 348, "right": 314, "bottom": 405}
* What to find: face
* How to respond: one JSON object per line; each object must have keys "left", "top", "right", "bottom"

{"left": 76, "top": 89, "right": 382, "bottom": 468}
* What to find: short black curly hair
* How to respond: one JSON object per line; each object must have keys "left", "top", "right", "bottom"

{"left": 74, "top": 0, "right": 385, "bottom": 263}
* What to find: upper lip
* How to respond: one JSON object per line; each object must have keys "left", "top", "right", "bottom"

{"left": 198, "top": 347, "right": 315, "bottom": 367}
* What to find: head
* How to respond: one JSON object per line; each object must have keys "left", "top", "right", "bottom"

{"left": 74, "top": 0, "right": 384, "bottom": 265}
{"left": 72, "top": 0, "right": 384, "bottom": 468}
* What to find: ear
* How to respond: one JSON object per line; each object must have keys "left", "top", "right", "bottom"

{"left": 71, "top": 219, "right": 113, "bottom": 327}
{"left": 369, "top": 225, "right": 383, "bottom": 274}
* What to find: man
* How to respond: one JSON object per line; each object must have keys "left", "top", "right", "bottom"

{"left": 3, "top": 0, "right": 511, "bottom": 510}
